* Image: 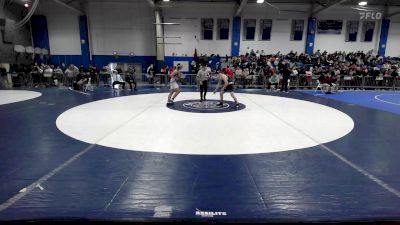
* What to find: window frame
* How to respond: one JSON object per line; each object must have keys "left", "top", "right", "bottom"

{"left": 243, "top": 19, "right": 257, "bottom": 41}
{"left": 201, "top": 18, "right": 214, "bottom": 40}
{"left": 259, "top": 19, "right": 272, "bottom": 41}
{"left": 290, "top": 19, "right": 304, "bottom": 41}
{"left": 345, "top": 20, "right": 359, "bottom": 42}
{"left": 217, "top": 18, "right": 230, "bottom": 40}
{"left": 361, "top": 20, "right": 375, "bottom": 42}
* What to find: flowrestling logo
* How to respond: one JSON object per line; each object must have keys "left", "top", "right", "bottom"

{"left": 359, "top": 12, "right": 382, "bottom": 20}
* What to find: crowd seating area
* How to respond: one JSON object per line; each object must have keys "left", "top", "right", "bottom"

{"left": 1, "top": 50, "right": 400, "bottom": 92}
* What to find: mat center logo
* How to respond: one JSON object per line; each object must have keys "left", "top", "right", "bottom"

{"left": 167, "top": 100, "right": 246, "bottom": 113}
{"left": 183, "top": 101, "right": 230, "bottom": 110}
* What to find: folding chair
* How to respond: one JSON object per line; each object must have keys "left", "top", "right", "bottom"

{"left": 315, "top": 80, "right": 326, "bottom": 94}
{"left": 85, "top": 78, "right": 94, "bottom": 92}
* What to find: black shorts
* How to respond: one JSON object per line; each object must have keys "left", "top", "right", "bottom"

{"left": 223, "top": 84, "right": 234, "bottom": 92}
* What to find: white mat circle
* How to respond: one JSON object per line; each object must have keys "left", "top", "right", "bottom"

{"left": 0, "top": 90, "right": 42, "bottom": 105}
{"left": 56, "top": 92, "right": 354, "bottom": 155}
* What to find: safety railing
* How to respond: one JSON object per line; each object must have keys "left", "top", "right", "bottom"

{"left": 149, "top": 73, "right": 400, "bottom": 91}
{"left": 3, "top": 72, "right": 400, "bottom": 91}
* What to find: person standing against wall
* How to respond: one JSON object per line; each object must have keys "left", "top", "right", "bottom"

{"left": 147, "top": 64, "right": 155, "bottom": 84}
{"left": 0, "top": 65, "right": 8, "bottom": 88}
{"left": 126, "top": 66, "right": 137, "bottom": 90}
{"left": 280, "top": 64, "right": 291, "bottom": 93}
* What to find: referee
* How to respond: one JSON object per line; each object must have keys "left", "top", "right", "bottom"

{"left": 196, "top": 64, "right": 210, "bottom": 102}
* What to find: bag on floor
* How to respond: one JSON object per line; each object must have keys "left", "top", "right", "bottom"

{"left": 73, "top": 82, "right": 80, "bottom": 90}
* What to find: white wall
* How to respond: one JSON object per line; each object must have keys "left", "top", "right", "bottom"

{"left": 386, "top": 10, "right": 400, "bottom": 58}
{"left": 36, "top": 1, "right": 82, "bottom": 55}
{"left": 386, "top": 22, "right": 400, "bottom": 57}
{"left": 86, "top": 0, "right": 156, "bottom": 56}
{"left": 162, "top": 2, "right": 308, "bottom": 56}
{"left": 162, "top": 2, "right": 235, "bottom": 57}
{"left": 240, "top": 4, "right": 308, "bottom": 55}
{"left": 34, "top": 1, "right": 400, "bottom": 58}
{"left": 313, "top": 6, "right": 380, "bottom": 54}
{"left": 313, "top": 21, "right": 379, "bottom": 54}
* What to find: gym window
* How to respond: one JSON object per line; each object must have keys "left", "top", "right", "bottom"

{"left": 259, "top": 19, "right": 272, "bottom": 41}
{"left": 291, "top": 19, "right": 304, "bottom": 41}
{"left": 243, "top": 19, "right": 256, "bottom": 41}
{"left": 201, "top": 18, "right": 214, "bottom": 40}
{"left": 362, "top": 21, "right": 375, "bottom": 42}
{"left": 217, "top": 19, "right": 230, "bottom": 40}
{"left": 346, "top": 21, "right": 359, "bottom": 42}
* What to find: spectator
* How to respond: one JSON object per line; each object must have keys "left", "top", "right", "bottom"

{"left": 0, "top": 64, "right": 8, "bottom": 88}
{"left": 147, "top": 64, "right": 155, "bottom": 84}
{"left": 267, "top": 70, "right": 279, "bottom": 90}
{"left": 65, "top": 64, "right": 79, "bottom": 87}
{"left": 53, "top": 65, "right": 64, "bottom": 86}
{"left": 73, "top": 69, "right": 89, "bottom": 91}
{"left": 126, "top": 66, "right": 137, "bottom": 90}
{"left": 280, "top": 65, "right": 291, "bottom": 93}
{"left": 43, "top": 65, "right": 54, "bottom": 87}
{"left": 111, "top": 70, "right": 126, "bottom": 90}
{"left": 89, "top": 64, "right": 98, "bottom": 85}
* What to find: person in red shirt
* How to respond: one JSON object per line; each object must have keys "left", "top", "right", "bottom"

{"left": 225, "top": 66, "right": 234, "bottom": 77}
{"left": 169, "top": 66, "right": 175, "bottom": 75}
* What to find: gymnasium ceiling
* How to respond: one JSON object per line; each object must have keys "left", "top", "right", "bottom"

{"left": 153, "top": 0, "right": 400, "bottom": 6}
{"left": 7, "top": 0, "right": 400, "bottom": 7}
{"left": 5, "top": 0, "right": 400, "bottom": 14}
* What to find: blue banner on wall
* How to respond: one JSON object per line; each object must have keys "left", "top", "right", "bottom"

{"left": 30, "top": 15, "right": 50, "bottom": 50}
{"left": 305, "top": 17, "right": 316, "bottom": 55}
{"left": 231, "top": 17, "right": 241, "bottom": 56}
{"left": 79, "top": 16, "right": 90, "bottom": 68}
{"left": 378, "top": 19, "right": 390, "bottom": 56}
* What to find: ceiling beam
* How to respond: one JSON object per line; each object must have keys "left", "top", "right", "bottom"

{"left": 387, "top": 10, "right": 400, "bottom": 18}
{"left": 146, "top": 0, "right": 156, "bottom": 9}
{"left": 235, "top": 0, "right": 247, "bottom": 17}
{"left": 65, "top": 0, "right": 77, "bottom": 5}
{"left": 311, "top": 0, "right": 350, "bottom": 16}
{"left": 51, "top": 0, "right": 83, "bottom": 14}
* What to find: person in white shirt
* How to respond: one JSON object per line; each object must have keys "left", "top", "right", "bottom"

{"left": 206, "top": 66, "right": 212, "bottom": 74}
{"left": 53, "top": 66, "right": 63, "bottom": 86}
{"left": 147, "top": 64, "right": 155, "bottom": 84}
{"left": 292, "top": 67, "right": 298, "bottom": 76}
{"left": 43, "top": 65, "right": 53, "bottom": 87}
{"left": 111, "top": 70, "right": 126, "bottom": 90}
{"left": 64, "top": 64, "right": 79, "bottom": 87}
{"left": 256, "top": 50, "right": 260, "bottom": 58}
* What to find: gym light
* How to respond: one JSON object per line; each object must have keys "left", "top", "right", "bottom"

{"left": 163, "top": 0, "right": 170, "bottom": 2}
{"left": 358, "top": 1, "right": 367, "bottom": 6}
{"left": 257, "top": 0, "right": 264, "bottom": 3}
{"left": 24, "top": 2, "right": 29, "bottom": 7}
